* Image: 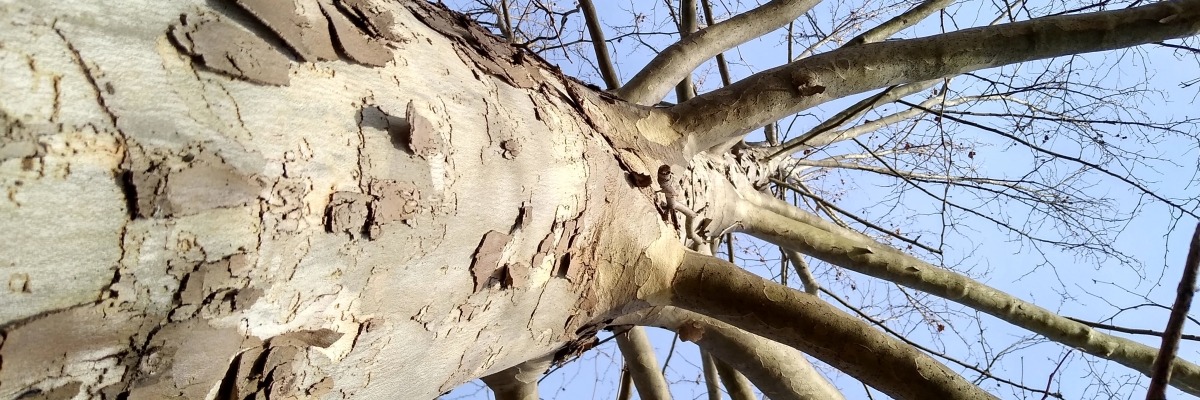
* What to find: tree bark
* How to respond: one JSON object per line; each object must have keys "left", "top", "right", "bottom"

{"left": 0, "top": 0, "right": 680, "bottom": 398}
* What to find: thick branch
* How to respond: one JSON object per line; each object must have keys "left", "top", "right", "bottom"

{"left": 673, "top": 0, "right": 1200, "bottom": 150}
{"left": 481, "top": 356, "right": 553, "bottom": 400}
{"left": 669, "top": 252, "right": 996, "bottom": 399}
{"left": 736, "top": 202, "right": 1200, "bottom": 396}
{"left": 616, "top": 0, "right": 822, "bottom": 104}
{"left": 623, "top": 306, "right": 845, "bottom": 400}
{"left": 615, "top": 327, "right": 673, "bottom": 400}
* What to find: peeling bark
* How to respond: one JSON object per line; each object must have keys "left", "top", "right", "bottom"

{"left": 0, "top": 0, "right": 679, "bottom": 398}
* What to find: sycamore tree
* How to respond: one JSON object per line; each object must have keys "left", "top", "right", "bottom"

{"left": 2, "top": 0, "right": 1199, "bottom": 399}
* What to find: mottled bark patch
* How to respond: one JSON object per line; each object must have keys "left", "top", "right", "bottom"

{"left": 0, "top": 306, "right": 140, "bottom": 398}
{"left": 169, "top": 13, "right": 291, "bottom": 86}
{"left": 170, "top": 253, "right": 257, "bottom": 321}
{"left": 121, "top": 146, "right": 261, "bottom": 219}
{"left": 325, "top": 191, "right": 372, "bottom": 237}
{"left": 366, "top": 179, "right": 421, "bottom": 239}
{"left": 15, "top": 381, "right": 80, "bottom": 400}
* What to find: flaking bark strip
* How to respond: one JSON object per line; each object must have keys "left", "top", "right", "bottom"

{"left": 470, "top": 231, "right": 511, "bottom": 291}
{"left": 402, "top": 1, "right": 540, "bottom": 89}
{"left": 320, "top": 0, "right": 393, "bottom": 67}
{"left": 234, "top": 0, "right": 339, "bottom": 61}
{"left": 168, "top": 12, "right": 291, "bottom": 85}
{"left": 336, "top": 0, "right": 405, "bottom": 42}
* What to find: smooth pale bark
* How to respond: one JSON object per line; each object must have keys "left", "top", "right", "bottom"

{"left": 481, "top": 356, "right": 553, "bottom": 400}
{"left": 672, "top": 0, "right": 1200, "bottom": 150}
{"left": 714, "top": 358, "right": 755, "bottom": 400}
{"left": 701, "top": 351, "right": 723, "bottom": 400}
{"left": 615, "top": 327, "right": 673, "bottom": 400}
{"left": 0, "top": 0, "right": 680, "bottom": 398}
{"left": 669, "top": 252, "right": 997, "bottom": 400}
{"left": 784, "top": 249, "right": 820, "bottom": 295}
{"left": 737, "top": 202, "right": 1200, "bottom": 396}
{"left": 617, "top": 0, "right": 822, "bottom": 105}
{"left": 622, "top": 307, "right": 845, "bottom": 400}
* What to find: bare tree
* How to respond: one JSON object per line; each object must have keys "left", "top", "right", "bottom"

{"left": 2, "top": 0, "right": 1199, "bottom": 399}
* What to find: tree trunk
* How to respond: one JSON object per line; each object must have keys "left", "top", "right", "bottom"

{"left": 0, "top": 1, "right": 678, "bottom": 398}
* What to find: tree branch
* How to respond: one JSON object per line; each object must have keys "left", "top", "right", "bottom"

{"left": 669, "top": 252, "right": 997, "bottom": 399}
{"left": 735, "top": 201, "right": 1200, "bottom": 396}
{"left": 579, "top": 0, "right": 621, "bottom": 89}
{"left": 714, "top": 357, "right": 756, "bottom": 400}
{"left": 700, "top": 351, "right": 724, "bottom": 400}
{"left": 846, "top": 0, "right": 955, "bottom": 46}
{"left": 615, "top": 327, "right": 673, "bottom": 400}
{"left": 481, "top": 355, "right": 553, "bottom": 400}
{"left": 617, "top": 0, "right": 823, "bottom": 104}
{"left": 673, "top": 0, "right": 1200, "bottom": 151}
{"left": 620, "top": 306, "right": 845, "bottom": 400}
{"left": 1147, "top": 222, "right": 1200, "bottom": 400}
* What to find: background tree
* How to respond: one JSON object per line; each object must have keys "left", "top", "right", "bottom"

{"left": 1, "top": 0, "right": 1198, "bottom": 399}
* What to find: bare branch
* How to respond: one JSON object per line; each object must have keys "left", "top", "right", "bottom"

{"left": 700, "top": 0, "right": 732, "bottom": 87}
{"left": 617, "top": 0, "right": 823, "bottom": 104}
{"left": 701, "top": 351, "right": 723, "bottom": 400}
{"left": 669, "top": 252, "right": 997, "bottom": 399}
{"left": 1147, "top": 222, "right": 1200, "bottom": 400}
{"left": 615, "top": 327, "right": 673, "bottom": 400}
{"left": 579, "top": 0, "right": 620, "bottom": 89}
{"left": 714, "top": 357, "right": 756, "bottom": 400}
{"left": 672, "top": 0, "right": 1200, "bottom": 151}
{"left": 846, "top": 0, "right": 955, "bottom": 46}
{"left": 735, "top": 201, "right": 1200, "bottom": 396}
{"left": 673, "top": 0, "right": 699, "bottom": 102}
{"left": 784, "top": 249, "right": 821, "bottom": 295}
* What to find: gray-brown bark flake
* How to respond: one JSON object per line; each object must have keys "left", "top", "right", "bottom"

{"left": 336, "top": 0, "right": 406, "bottom": 42}
{"left": 366, "top": 179, "right": 421, "bottom": 239}
{"left": 169, "top": 12, "right": 291, "bottom": 86}
{"left": 234, "top": 0, "right": 340, "bottom": 62}
{"left": 326, "top": 190, "right": 372, "bottom": 236}
{"left": 470, "top": 230, "right": 511, "bottom": 291}
{"left": 405, "top": 100, "right": 444, "bottom": 159}
{"left": 320, "top": 0, "right": 394, "bottom": 67}
{"left": 121, "top": 146, "right": 262, "bottom": 219}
